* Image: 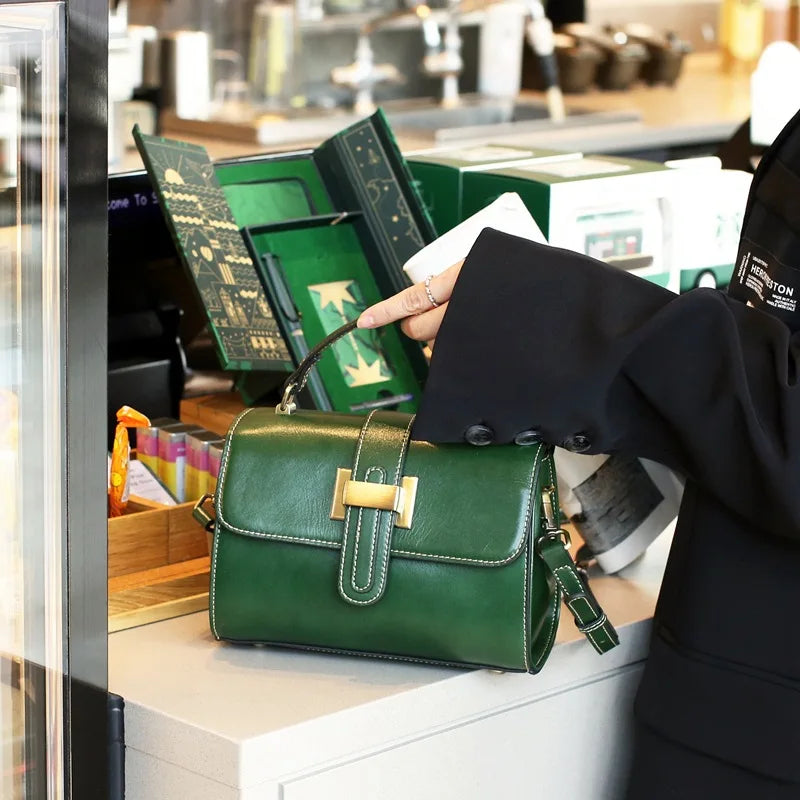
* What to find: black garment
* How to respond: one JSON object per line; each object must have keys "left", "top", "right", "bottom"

{"left": 411, "top": 235, "right": 800, "bottom": 789}
{"left": 728, "top": 107, "right": 800, "bottom": 330}
{"left": 626, "top": 724, "right": 800, "bottom": 800}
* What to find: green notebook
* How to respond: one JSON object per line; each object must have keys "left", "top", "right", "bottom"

{"left": 133, "top": 128, "right": 292, "bottom": 373}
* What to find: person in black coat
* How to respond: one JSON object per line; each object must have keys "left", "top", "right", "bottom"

{"left": 357, "top": 116, "right": 800, "bottom": 798}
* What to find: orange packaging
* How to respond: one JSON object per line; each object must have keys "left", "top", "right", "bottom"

{"left": 109, "top": 406, "right": 151, "bottom": 517}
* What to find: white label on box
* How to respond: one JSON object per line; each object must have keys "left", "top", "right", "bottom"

{"left": 520, "top": 158, "right": 632, "bottom": 179}
{"left": 446, "top": 145, "right": 535, "bottom": 163}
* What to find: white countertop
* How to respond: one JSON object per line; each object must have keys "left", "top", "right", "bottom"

{"left": 109, "top": 525, "right": 672, "bottom": 797}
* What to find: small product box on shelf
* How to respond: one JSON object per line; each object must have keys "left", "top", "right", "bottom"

{"left": 462, "top": 155, "right": 683, "bottom": 291}
{"left": 208, "top": 442, "right": 224, "bottom": 496}
{"left": 157, "top": 423, "right": 204, "bottom": 502}
{"left": 135, "top": 416, "right": 178, "bottom": 474}
{"left": 186, "top": 430, "right": 225, "bottom": 501}
{"left": 407, "top": 143, "right": 582, "bottom": 234}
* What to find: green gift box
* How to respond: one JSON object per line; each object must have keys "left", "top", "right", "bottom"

{"left": 135, "top": 111, "right": 434, "bottom": 414}
{"left": 462, "top": 155, "right": 683, "bottom": 291}
{"left": 407, "top": 143, "right": 581, "bottom": 234}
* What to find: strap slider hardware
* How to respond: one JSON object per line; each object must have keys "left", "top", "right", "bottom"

{"left": 537, "top": 526, "right": 572, "bottom": 553}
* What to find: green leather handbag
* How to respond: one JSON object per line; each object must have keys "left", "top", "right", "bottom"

{"left": 195, "top": 322, "right": 618, "bottom": 672}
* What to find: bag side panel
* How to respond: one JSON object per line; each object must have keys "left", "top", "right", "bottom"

{"left": 529, "top": 454, "right": 560, "bottom": 671}
{"left": 528, "top": 551, "right": 559, "bottom": 672}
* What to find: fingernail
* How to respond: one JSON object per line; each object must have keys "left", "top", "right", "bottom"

{"left": 358, "top": 314, "right": 374, "bottom": 328}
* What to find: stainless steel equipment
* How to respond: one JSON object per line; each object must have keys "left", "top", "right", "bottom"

{"left": 331, "top": 1, "right": 466, "bottom": 113}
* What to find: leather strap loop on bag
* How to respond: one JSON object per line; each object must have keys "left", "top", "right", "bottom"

{"left": 336, "top": 410, "right": 415, "bottom": 606}
{"left": 278, "top": 320, "right": 358, "bottom": 414}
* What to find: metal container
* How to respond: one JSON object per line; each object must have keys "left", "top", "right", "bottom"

{"left": 561, "top": 23, "right": 647, "bottom": 92}
{"left": 624, "top": 24, "right": 691, "bottom": 87}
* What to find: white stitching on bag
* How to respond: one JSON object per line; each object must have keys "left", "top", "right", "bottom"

{"left": 551, "top": 563, "right": 606, "bottom": 650}
{"left": 342, "top": 416, "right": 417, "bottom": 607}
{"left": 285, "top": 642, "right": 502, "bottom": 670}
{"left": 351, "top": 465, "right": 385, "bottom": 592}
{"left": 533, "top": 453, "right": 560, "bottom": 670}
{"left": 209, "top": 507, "right": 223, "bottom": 640}
{"left": 354, "top": 410, "right": 377, "bottom": 474}
{"left": 580, "top": 613, "right": 608, "bottom": 633}
{"left": 522, "top": 533, "right": 530, "bottom": 672}
{"left": 217, "top": 441, "right": 532, "bottom": 564}
{"left": 388, "top": 546, "right": 522, "bottom": 565}
{"left": 395, "top": 415, "right": 414, "bottom": 485}
{"left": 551, "top": 565, "right": 576, "bottom": 597}
{"left": 519, "top": 446, "right": 546, "bottom": 671}
{"left": 339, "top": 411, "right": 377, "bottom": 603}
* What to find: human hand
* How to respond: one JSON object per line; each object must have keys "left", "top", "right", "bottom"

{"left": 357, "top": 261, "right": 464, "bottom": 341}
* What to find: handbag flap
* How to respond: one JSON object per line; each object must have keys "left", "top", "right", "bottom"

{"left": 216, "top": 408, "right": 548, "bottom": 566}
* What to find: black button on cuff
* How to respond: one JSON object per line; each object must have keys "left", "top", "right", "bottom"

{"left": 464, "top": 424, "right": 495, "bottom": 446}
{"left": 514, "top": 428, "right": 544, "bottom": 446}
{"left": 562, "top": 433, "right": 592, "bottom": 453}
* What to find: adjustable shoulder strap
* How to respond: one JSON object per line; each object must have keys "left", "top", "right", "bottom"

{"left": 537, "top": 481, "right": 619, "bottom": 655}
{"left": 538, "top": 532, "right": 619, "bottom": 654}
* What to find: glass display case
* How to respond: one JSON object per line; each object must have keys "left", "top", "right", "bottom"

{"left": 0, "top": 1, "right": 108, "bottom": 798}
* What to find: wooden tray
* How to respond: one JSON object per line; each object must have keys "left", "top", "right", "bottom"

{"left": 108, "top": 495, "right": 211, "bottom": 632}
{"left": 109, "top": 496, "right": 207, "bottom": 577}
{"left": 179, "top": 392, "right": 247, "bottom": 437}
{"left": 108, "top": 557, "right": 210, "bottom": 633}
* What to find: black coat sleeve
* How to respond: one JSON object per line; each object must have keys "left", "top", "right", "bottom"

{"left": 412, "top": 228, "right": 800, "bottom": 537}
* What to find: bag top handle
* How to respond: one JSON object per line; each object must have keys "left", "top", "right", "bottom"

{"left": 278, "top": 320, "right": 359, "bottom": 415}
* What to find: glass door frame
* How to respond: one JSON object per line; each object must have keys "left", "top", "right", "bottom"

{"left": 61, "top": 0, "right": 108, "bottom": 796}
{"left": 0, "top": 0, "right": 108, "bottom": 797}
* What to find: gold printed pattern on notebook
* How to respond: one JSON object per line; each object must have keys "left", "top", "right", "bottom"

{"left": 341, "top": 121, "right": 426, "bottom": 260}
{"left": 135, "top": 131, "right": 291, "bottom": 370}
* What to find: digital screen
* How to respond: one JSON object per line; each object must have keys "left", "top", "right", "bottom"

{"left": 107, "top": 170, "right": 206, "bottom": 345}
{"left": 108, "top": 171, "right": 174, "bottom": 259}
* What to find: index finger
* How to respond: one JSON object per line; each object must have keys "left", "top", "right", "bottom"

{"left": 358, "top": 261, "right": 463, "bottom": 329}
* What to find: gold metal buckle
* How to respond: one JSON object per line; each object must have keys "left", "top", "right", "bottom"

{"left": 330, "top": 468, "right": 418, "bottom": 529}
{"left": 192, "top": 493, "right": 216, "bottom": 532}
{"left": 542, "top": 485, "right": 558, "bottom": 529}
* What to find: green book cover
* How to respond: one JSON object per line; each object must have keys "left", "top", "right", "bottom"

{"left": 314, "top": 110, "right": 438, "bottom": 297}
{"left": 133, "top": 127, "right": 293, "bottom": 372}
